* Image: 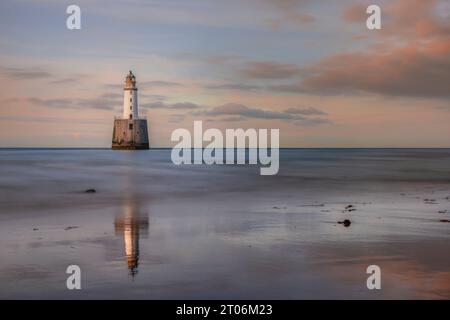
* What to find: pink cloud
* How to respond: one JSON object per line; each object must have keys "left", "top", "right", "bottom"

{"left": 291, "top": 38, "right": 450, "bottom": 97}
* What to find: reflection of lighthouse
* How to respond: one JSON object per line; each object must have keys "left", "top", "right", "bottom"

{"left": 112, "top": 71, "right": 150, "bottom": 150}
{"left": 114, "top": 200, "right": 148, "bottom": 277}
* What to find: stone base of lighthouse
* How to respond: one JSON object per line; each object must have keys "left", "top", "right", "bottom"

{"left": 112, "top": 119, "right": 149, "bottom": 150}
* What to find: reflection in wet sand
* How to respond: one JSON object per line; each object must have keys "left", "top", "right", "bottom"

{"left": 114, "top": 199, "right": 148, "bottom": 277}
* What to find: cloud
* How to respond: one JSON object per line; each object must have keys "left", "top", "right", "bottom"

{"left": 23, "top": 93, "right": 122, "bottom": 110}
{"left": 283, "top": 107, "right": 327, "bottom": 115}
{"left": 384, "top": 0, "right": 450, "bottom": 39}
{"left": 203, "top": 54, "right": 245, "bottom": 65}
{"left": 140, "top": 93, "right": 167, "bottom": 101}
{"left": 214, "top": 116, "right": 246, "bottom": 122}
{"left": 193, "top": 102, "right": 330, "bottom": 126}
{"left": 0, "top": 115, "right": 104, "bottom": 125}
{"left": 342, "top": 3, "right": 367, "bottom": 23}
{"left": 27, "top": 98, "right": 75, "bottom": 108}
{"left": 145, "top": 100, "right": 330, "bottom": 126}
{"left": 140, "top": 80, "right": 184, "bottom": 87}
{"left": 104, "top": 84, "right": 123, "bottom": 90}
{"left": 199, "top": 103, "right": 295, "bottom": 120}
{"left": 99, "top": 93, "right": 122, "bottom": 99}
{"left": 50, "top": 78, "right": 79, "bottom": 85}
{"left": 1, "top": 67, "right": 52, "bottom": 80}
{"left": 283, "top": 0, "right": 448, "bottom": 98}
{"left": 238, "top": 61, "right": 302, "bottom": 79}
{"left": 261, "top": 0, "right": 315, "bottom": 29}
{"left": 143, "top": 101, "right": 203, "bottom": 109}
{"left": 351, "top": 34, "right": 369, "bottom": 41}
{"left": 50, "top": 75, "right": 85, "bottom": 85}
{"left": 343, "top": 0, "right": 450, "bottom": 40}
{"left": 282, "top": 38, "right": 450, "bottom": 98}
{"left": 2, "top": 67, "right": 82, "bottom": 85}
{"left": 205, "top": 83, "right": 262, "bottom": 91}
{"left": 294, "top": 117, "right": 331, "bottom": 126}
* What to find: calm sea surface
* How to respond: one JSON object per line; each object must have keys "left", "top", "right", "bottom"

{"left": 0, "top": 149, "right": 449, "bottom": 299}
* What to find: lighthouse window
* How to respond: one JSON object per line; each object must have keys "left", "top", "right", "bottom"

{"left": 130, "top": 98, "right": 132, "bottom": 102}
{"left": 129, "top": 123, "right": 133, "bottom": 130}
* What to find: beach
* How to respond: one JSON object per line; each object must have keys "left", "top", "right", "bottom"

{"left": 0, "top": 148, "right": 449, "bottom": 299}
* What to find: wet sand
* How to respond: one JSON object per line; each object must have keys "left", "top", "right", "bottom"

{"left": 0, "top": 149, "right": 449, "bottom": 299}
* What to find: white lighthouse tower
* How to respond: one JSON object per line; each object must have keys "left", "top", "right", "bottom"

{"left": 112, "top": 71, "right": 149, "bottom": 150}
{"left": 123, "top": 71, "right": 139, "bottom": 120}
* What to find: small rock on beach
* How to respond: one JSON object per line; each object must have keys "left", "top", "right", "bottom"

{"left": 338, "top": 219, "right": 351, "bottom": 227}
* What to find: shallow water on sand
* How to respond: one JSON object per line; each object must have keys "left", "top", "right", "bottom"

{"left": 0, "top": 149, "right": 449, "bottom": 299}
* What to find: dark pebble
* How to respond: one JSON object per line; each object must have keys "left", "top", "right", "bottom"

{"left": 85, "top": 189, "right": 96, "bottom": 193}
{"left": 338, "top": 219, "right": 351, "bottom": 227}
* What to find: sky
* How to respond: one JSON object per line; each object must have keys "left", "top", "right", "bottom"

{"left": 0, "top": 0, "right": 449, "bottom": 148}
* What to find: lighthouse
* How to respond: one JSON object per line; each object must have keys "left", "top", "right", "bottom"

{"left": 112, "top": 71, "right": 149, "bottom": 150}
{"left": 123, "top": 71, "right": 139, "bottom": 120}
